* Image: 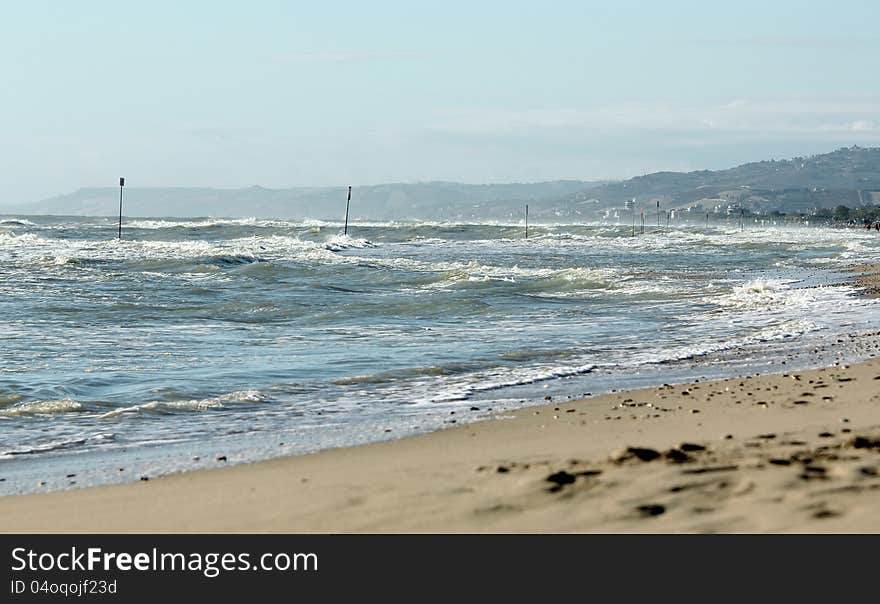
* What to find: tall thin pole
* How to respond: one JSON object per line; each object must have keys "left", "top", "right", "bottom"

{"left": 632, "top": 202, "right": 636, "bottom": 236}
{"left": 656, "top": 200, "right": 660, "bottom": 228}
{"left": 525, "top": 204, "right": 529, "bottom": 239}
{"left": 343, "top": 185, "right": 351, "bottom": 236}
{"left": 118, "top": 177, "right": 124, "bottom": 240}
{"left": 706, "top": 212, "right": 709, "bottom": 228}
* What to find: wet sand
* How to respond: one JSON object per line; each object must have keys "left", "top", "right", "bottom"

{"left": 2, "top": 353, "right": 880, "bottom": 533}
{"left": 851, "top": 263, "right": 880, "bottom": 296}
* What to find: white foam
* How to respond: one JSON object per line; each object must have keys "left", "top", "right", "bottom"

{"left": 0, "top": 218, "right": 37, "bottom": 227}
{"left": 706, "top": 278, "right": 812, "bottom": 310}
{"left": 324, "top": 233, "right": 377, "bottom": 250}
{"left": 419, "top": 363, "right": 599, "bottom": 404}
{"left": 0, "top": 399, "right": 83, "bottom": 416}
{"left": 125, "top": 217, "right": 296, "bottom": 230}
{"left": 99, "top": 389, "right": 266, "bottom": 418}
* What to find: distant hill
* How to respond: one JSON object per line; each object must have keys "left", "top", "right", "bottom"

{"left": 8, "top": 181, "right": 599, "bottom": 221}
{"left": 539, "top": 145, "right": 880, "bottom": 218}
{"left": 7, "top": 146, "right": 880, "bottom": 220}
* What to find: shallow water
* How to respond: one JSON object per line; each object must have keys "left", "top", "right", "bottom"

{"left": 1, "top": 215, "right": 880, "bottom": 493}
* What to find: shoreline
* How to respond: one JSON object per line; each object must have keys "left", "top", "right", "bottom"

{"left": 2, "top": 351, "right": 880, "bottom": 532}
{"left": 1, "top": 268, "right": 879, "bottom": 533}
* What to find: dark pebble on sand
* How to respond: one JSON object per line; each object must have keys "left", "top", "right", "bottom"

{"left": 217, "top": 456, "right": 227, "bottom": 462}
{"left": 496, "top": 466, "right": 510, "bottom": 473}
{"left": 470, "top": 407, "right": 480, "bottom": 411}
{"left": 851, "top": 436, "right": 880, "bottom": 449}
{"left": 625, "top": 447, "right": 662, "bottom": 462}
{"left": 680, "top": 442, "right": 706, "bottom": 452}
{"left": 546, "top": 471, "right": 576, "bottom": 486}
{"left": 664, "top": 449, "right": 691, "bottom": 463}
{"left": 813, "top": 509, "right": 840, "bottom": 519}
{"left": 140, "top": 476, "right": 149, "bottom": 481}
{"left": 637, "top": 504, "right": 666, "bottom": 517}
{"left": 66, "top": 474, "right": 76, "bottom": 478}
{"left": 768, "top": 458, "right": 791, "bottom": 466}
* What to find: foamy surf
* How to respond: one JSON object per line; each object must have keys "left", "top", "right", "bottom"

{"left": 324, "top": 233, "right": 377, "bottom": 251}
{"left": 98, "top": 390, "right": 267, "bottom": 418}
{"left": 3, "top": 216, "right": 880, "bottom": 494}
{"left": 0, "top": 399, "right": 83, "bottom": 416}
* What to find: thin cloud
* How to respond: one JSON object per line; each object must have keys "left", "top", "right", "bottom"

{"left": 273, "top": 50, "right": 420, "bottom": 63}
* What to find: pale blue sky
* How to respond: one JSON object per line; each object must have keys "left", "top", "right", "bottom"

{"left": 2, "top": 1, "right": 879, "bottom": 203}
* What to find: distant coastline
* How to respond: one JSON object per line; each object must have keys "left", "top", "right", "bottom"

{"left": 3, "top": 146, "right": 879, "bottom": 223}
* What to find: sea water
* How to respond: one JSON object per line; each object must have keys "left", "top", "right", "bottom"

{"left": 1, "top": 216, "right": 880, "bottom": 493}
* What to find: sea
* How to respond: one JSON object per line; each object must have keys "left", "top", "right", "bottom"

{"left": 2, "top": 215, "right": 880, "bottom": 494}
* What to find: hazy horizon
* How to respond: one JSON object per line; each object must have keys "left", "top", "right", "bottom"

{"left": 3, "top": 1, "right": 879, "bottom": 205}
{"left": 3, "top": 142, "right": 875, "bottom": 208}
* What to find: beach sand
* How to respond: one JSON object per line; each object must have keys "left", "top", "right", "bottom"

{"left": 2, "top": 349, "right": 880, "bottom": 533}
{"left": 852, "top": 263, "right": 880, "bottom": 296}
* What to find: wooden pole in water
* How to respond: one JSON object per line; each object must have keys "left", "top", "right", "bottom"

{"left": 666, "top": 210, "right": 670, "bottom": 230}
{"left": 118, "top": 177, "right": 124, "bottom": 240}
{"left": 706, "top": 212, "right": 709, "bottom": 228}
{"left": 525, "top": 204, "right": 529, "bottom": 239}
{"left": 740, "top": 208, "right": 744, "bottom": 231}
{"left": 343, "top": 185, "right": 351, "bottom": 236}
{"left": 640, "top": 210, "right": 645, "bottom": 235}
{"left": 656, "top": 200, "right": 660, "bottom": 229}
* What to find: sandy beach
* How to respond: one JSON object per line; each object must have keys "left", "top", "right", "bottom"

{"left": 3, "top": 340, "right": 880, "bottom": 533}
